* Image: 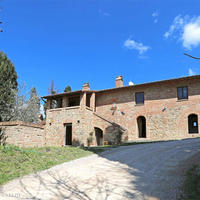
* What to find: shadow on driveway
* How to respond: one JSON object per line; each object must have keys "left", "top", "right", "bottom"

{"left": 1, "top": 138, "right": 200, "bottom": 200}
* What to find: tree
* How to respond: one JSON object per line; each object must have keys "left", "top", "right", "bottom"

{"left": 0, "top": 51, "right": 18, "bottom": 121}
{"left": 48, "top": 80, "right": 59, "bottom": 95}
{"left": 43, "top": 80, "right": 59, "bottom": 118}
{"left": 11, "top": 84, "right": 41, "bottom": 124}
{"left": 64, "top": 85, "right": 71, "bottom": 92}
{"left": 25, "top": 87, "right": 40, "bottom": 123}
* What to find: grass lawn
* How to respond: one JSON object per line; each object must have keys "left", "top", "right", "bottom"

{"left": 0, "top": 145, "right": 94, "bottom": 185}
{"left": 0, "top": 141, "right": 155, "bottom": 186}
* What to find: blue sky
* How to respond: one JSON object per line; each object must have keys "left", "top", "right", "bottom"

{"left": 1, "top": 0, "right": 200, "bottom": 96}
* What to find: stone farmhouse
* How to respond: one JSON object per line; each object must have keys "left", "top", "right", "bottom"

{"left": 41, "top": 75, "right": 200, "bottom": 146}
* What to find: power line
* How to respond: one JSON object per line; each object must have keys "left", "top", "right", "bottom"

{"left": 184, "top": 53, "right": 200, "bottom": 60}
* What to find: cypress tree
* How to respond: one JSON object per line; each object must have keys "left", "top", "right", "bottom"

{"left": 0, "top": 51, "right": 18, "bottom": 121}
{"left": 25, "top": 87, "right": 40, "bottom": 123}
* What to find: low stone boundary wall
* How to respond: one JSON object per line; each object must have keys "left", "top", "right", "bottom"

{"left": 0, "top": 121, "right": 45, "bottom": 147}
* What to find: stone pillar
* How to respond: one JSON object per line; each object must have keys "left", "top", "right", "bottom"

{"left": 47, "top": 99, "right": 52, "bottom": 109}
{"left": 91, "top": 92, "right": 96, "bottom": 112}
{"left": 80, "top": 92, "right": 87, "bottom": 109}
{"left": 62, "top": 96, "right": 69, "bottom": 107}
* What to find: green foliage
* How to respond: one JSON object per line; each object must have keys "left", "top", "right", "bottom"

{"left": 181, "top": 165, "right": 200, "bottom": 200}
{"left": 13, "top": 85, "right": 41, "bottom": 124}
{"left": 25, "top": 87, "right": 40, "bottom": 123}
{"left": 48, "top": 80, "right": 58, "bottom": 95}
{"left": 64, "top": 85, "right": 71, "bottom": 93}
{"left": 0, "top": 51, "right": 18, "bottom": 121}
{"left": 0, "top": 145, "right": 93, "bottom": 185}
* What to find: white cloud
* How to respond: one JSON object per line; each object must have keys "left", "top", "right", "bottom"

{"left": 164, "top": 15, "right": 185, "bottom": 38}
{"left": 124, "top": 39, "right": 150, "bottom": 55}
{"left": 164, "top": 15, "right": 200, "bottom": 49}
{"left": 182, "top": 20, "right": 200, "bottom": 49}
{"left": 99, "top": 9, "right": 110, "bottom": 17}
{"left": 152, "top": 11, "right": 159, "bottom": 24}
{"left": 188, "top": 68, "right": 196, "bottom": 76}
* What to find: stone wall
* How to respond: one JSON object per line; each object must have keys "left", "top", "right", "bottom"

{"left": 45, "top": 106, "right": 86, "bottom": 146}
{"left": 95, "top": 77, "right": 200, "bottom": 141}
{"left": 0, "top": 121, "right": 45, "bottom": 147}
{"left": 45, "top": 104, "right": 126, "bottom": 146}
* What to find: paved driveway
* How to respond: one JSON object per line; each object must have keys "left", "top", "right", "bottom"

{"left": 1, "top": 138, "right": 200, "bottom": 200}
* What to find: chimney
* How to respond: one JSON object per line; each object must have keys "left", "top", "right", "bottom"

{"left": 82, "top": 82, "right": 90, "bottom": 91}
{"left": 116, "top": 75, "right": 123, "bottom": 88}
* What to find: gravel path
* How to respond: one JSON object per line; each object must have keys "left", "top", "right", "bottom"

{"left": 1, "top": 138, "right": 200, "bottom": 200}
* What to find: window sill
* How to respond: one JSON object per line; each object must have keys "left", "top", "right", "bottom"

{"left": 177, "top": 99, "right": 188, "bottom": 102}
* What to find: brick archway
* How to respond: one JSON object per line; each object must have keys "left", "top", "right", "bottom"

{"left": 188, "top": 114, "right": 198, "bottom": 134}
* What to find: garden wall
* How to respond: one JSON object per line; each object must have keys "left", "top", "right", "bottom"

{"left": 0, "top": 121, "right": 45, "bottom": 147}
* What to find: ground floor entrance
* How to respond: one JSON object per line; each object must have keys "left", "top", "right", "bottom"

{"left": 137, "top": 116, "right": 146, "bottom": 138}
{"left": 95, "top": 127, "right": 103, "bottom": 146}
{"left": 65, "top": 123, "right": 72, "bottom": 145}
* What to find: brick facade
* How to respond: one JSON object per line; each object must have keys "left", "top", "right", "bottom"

{"left": 42, "top": 75, "right": 200, "bottom": 146}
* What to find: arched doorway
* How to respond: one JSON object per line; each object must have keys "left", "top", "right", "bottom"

{"left": 188, "top": 114, "right": 198, "bottom": 134}
{"left": 94, "top": 127, "right": 103, "bottom": 146}
{"left": 137, "top": 116, "right": 146, "bottom": 138}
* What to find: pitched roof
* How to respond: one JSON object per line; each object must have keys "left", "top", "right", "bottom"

{"left": 42, "top": 75, "right": 200, "bottom": 98}
{"left": 96, "top": 75, "right": 200, "bottom": 93}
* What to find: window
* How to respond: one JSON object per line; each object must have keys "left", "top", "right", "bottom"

{"left": 177, "top": 86, "right": 188, "bottom": 100}
{"left": 135, "top": 92, "right": 144, "bottom": 104}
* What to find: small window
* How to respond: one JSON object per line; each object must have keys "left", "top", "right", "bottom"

{"left": 135, "top": 92, "right": 144, "bottom": 104}
{"left": 177, "top": 86, "right": 188, "bottom": 100}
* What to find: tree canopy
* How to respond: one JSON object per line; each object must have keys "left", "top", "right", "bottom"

{"left": 25, "top": 87, "right": 40, "bottom": 123}
{"left": 64, "top": 85, "right": 71, "bottom": 93}
{"left": 0, "top": 51, "right": 18, "bottom": 121}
